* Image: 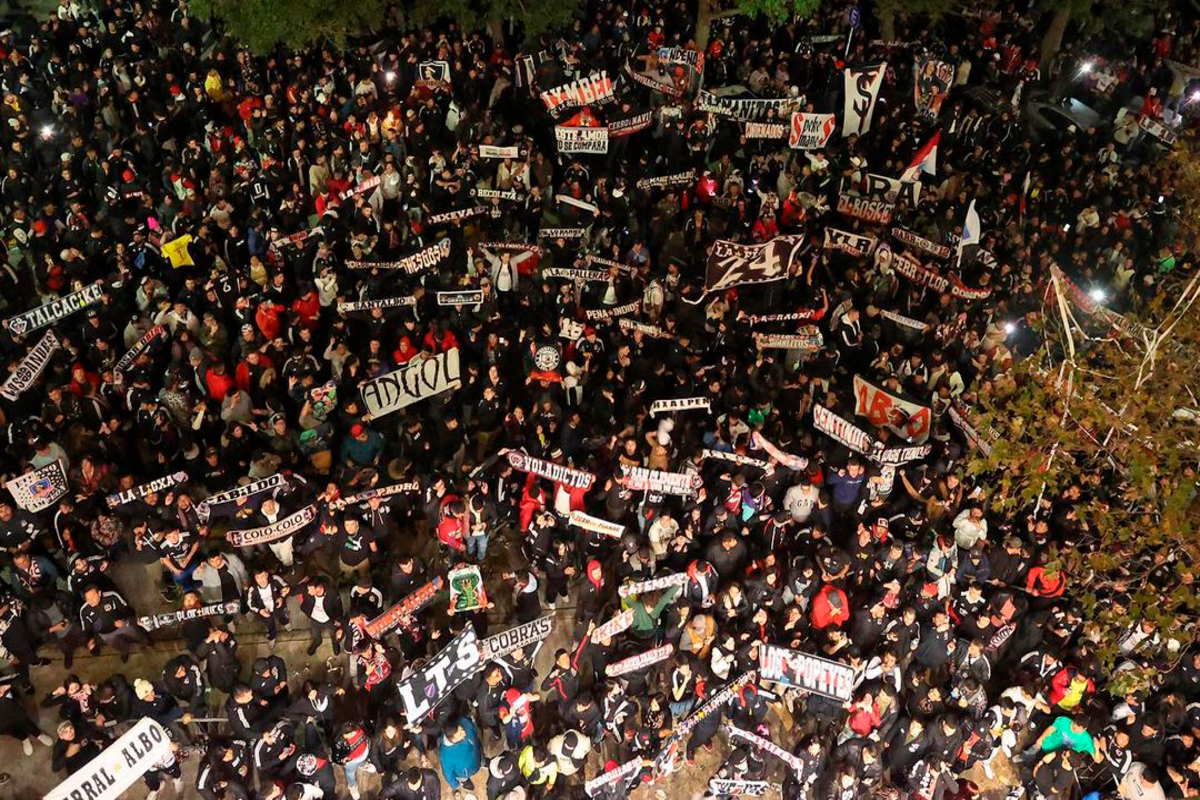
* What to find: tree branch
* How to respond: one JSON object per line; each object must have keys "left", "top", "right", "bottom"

{"left": 711, "top": 8, "right": 746, "bottom": 18}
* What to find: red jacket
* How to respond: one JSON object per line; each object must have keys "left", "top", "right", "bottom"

{"left": 811, "top": 584, "right": 850, "bottom": 629}
{"left": 205, "top": 368, "right": 236, "bottom": 402}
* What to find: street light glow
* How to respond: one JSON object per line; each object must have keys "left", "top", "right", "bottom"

{"left": 1089, "top": 287, "right": 1107, "bottom": 303}
{"left": 1079, "top": 60, "right": 1095, "bottom": 74}
{"left": 1004, "top": 321, "right": 1017, "bottom": 335}
{"left": 40, "top": 124, "right": 54, "bottom": 140}
{"left": 385, "top": 71, "right": 396, "bottom": 82}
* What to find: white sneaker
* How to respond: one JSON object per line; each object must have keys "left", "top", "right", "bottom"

{"left": 173, "top": 777, "right": 185, "bottom": 793}
{"left": 146, "top": 790, "right": 159, "bottom": 800}
{"left": 37, "top": 733, "right": 52, "bottom": 746}
{"left": 21, "top": 739, "right": 32, "bottom": 756}
{"left": 349, "top": 787, "right": 360, "bottom": 800}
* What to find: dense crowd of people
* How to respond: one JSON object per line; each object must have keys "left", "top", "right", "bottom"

{"left": 0, "top": 0, "right": 1197, "bottom": 799}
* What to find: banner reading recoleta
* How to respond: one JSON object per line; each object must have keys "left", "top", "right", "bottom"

{"left": 4, "top": 281, "right": 104, "bottom": 336}
{"left": 360, "top": 349, "right": 462, "bottom": 419}
{"left": 345, "top": 239, "right": 452, "bottom": 273}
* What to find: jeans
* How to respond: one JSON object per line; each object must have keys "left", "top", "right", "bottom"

{"left": 466, "top": 534, "right": 489, "bottom": 561}
{"left": 170, "top": 562, "right": 198, "bottom": 592}
{"left": 669, "top": 698, "right": 695, "bottom": 720}
{"left": 343, "top": 750, "right": 370, "bottom": 792}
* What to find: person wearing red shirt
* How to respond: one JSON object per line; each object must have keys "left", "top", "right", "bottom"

{"left": 423, "top": 322, "right": 459, "bottom": 353}
{"left": 204, "top": 362, "right": 236, "bottom": 402}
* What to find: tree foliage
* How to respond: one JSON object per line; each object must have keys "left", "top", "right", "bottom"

{"left": 1168, "top": 134, "right": 1200, "bottom": 253}
{"left": 967, "top": 270, "right": 1200, "bottom": 694}
{"left": 409, "top": 0, "right": 582, "bottom": 42}
{"left": 191, "top": 0, "right": 391, "bottom": 54}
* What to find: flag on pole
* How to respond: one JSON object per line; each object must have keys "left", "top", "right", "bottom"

{"left": 957, "top": 198, "right": 980, "bottom": 268}
{"left": 900, "top": 131, "right": 940, "bottom": 182}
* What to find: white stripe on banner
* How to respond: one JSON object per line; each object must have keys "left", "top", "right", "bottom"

{"left": 44, "top": 718, "right": 173, "bottom": 800}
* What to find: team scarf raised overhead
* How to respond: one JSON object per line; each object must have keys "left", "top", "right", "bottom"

{"left": 754, "top": 330, "right": 824, "bottom": 351}
{"left": 502, "top": 449, "right": 595, "bottom": 490}
{"left": 618, "top": 466, "right": 703, "bottom": 496}
{"left": 585, "top": 757, "right": 643, "bottom": 797}
{"left": 698, "top": 91, "right": 803, "bottom": 121}
{"left": 725, "top": 723, "right": 805, "bottom": 775}
{"left": 557, "top": 195, "right": 600, "bottom": 216}
{"left": 653, "top": 672, "right": 758, "bottom": 773}
{"left": 197, "top": 474, "right": 288, "bottom": 519}
{"left": 618, "top": 571, "right": 690, "bottom": 597}
{"left": 338, "top": 174, "right": 381, "bottom": 201}
{"left": 0, "top": 329, "right": 59, "bottom": 400}
{"left": 540, "top": 72, "right": 615, "bottom": 115}
{"left": 270, "top": 224, "right": 324, "bottom": 252}
{"left": 138, "top": 601, "right": 241, "bottom": 632}
{"left": 538, "top": 227, "right": 587, "bottom": 240}
{"left": 471, "top": 187, "right": 520, "bottom": 202}
{"left": 225, "top": 504, "right": 320, "bottom": 547}
{"left": 702, "top": 449, "right": 772, "bottom": 471}
{"left": 568, "top": 510, "right": 624, "bottom": 538}
{"left": 115, "top": 325, "right": 165, "bottom": 373}
{"left": 617, "top": 318, "right": 675, "bottom": 338}
{"left": 704, "top": 235, "right": 804, "bottom": 294}
{"left": 345, "top": 239, "right": 452, "bottom": 273}
{"left": 584, "top": 300, "right": 641, "bottom": 321}
{"left": 892, "top": 226, "right": 951, "bottom": 259}
{"left": 6, "top": 460, "right": 69, "bottom": 512}
{"left": 744, "top": 310, "right": 825, "bottom": 325}
{"left": 365, "top": 577, "right": 444, "bottom": 638}
{"left": 106, "top": 471, "right": 188, "bottom": 509}
{"left": 708, "top": 779, "right": 773, "bottom": 796}
{"left": 623, "top": 63, "right": 685, "bottom": 97}
{"left": 750, "top": 431, "right": 809, "bottom": 470}
{"left": 479, "top": 615, "right": 554, "bottom": 660}
{"left": 606, "top": 643, "right": 674, "bottom": 676}
{"left": 478, "top": 145, "right": 523, "bottom": 159}
{"left": 592, "top": 607, "right": 636, "bottom": 641}
{"left": 4, "top": 281, "right": 104, "bottom": 336}
{"left": 824, "top": 227, "right": 877, "bottom": 256}
{"left": 880, "top": 309, "right": 930, "bottom": 332}
{"left": 331, "top": 481, "right": 421, "bottom": 510}
{"left": 427, "top": 207, "right": 487, "bottom": 225}
{"left": 650, "top": 397, "right": 711, "bottom": 415}
{"left": 584, "top": 254, "right": 632, "bottom": 271}
{"left": 337, "top": 296, "right": 417, "bottom": 313}
{"left": 636, "top": 171, "right": 696, "bottom": 191}
{"left": 543, "top": 267, "right": 609, "bottom": 282}
{"left": 607, "top": 111, "right": 653, "bottom": 137}
{"left": 437, "top": 290, "right": 484, "bottom": 306}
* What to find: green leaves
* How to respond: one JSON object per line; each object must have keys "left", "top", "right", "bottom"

{"left": 192, "top": 0, "right": 390, "bottom": 53}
